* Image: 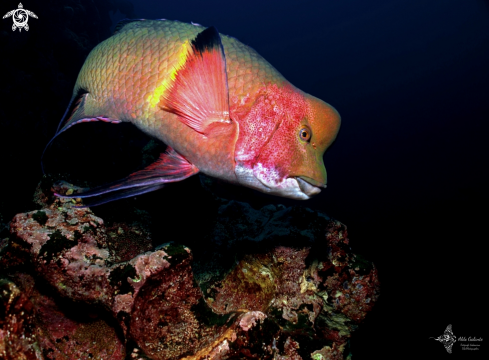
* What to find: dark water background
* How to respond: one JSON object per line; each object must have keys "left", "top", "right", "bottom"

{"left": 1, "top": 0, "right": 487, "bottom": 358}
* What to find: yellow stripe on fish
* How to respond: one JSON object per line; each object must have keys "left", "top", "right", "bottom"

{"left": 149, "top": 39, "right": 190, "bottom": 109}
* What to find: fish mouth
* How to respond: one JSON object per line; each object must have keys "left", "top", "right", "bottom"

{"left": 296, "top": 177, "right": 325, "bottom": 198}
{"left": 235, "top": 163, "right": 325, "bottom": 199}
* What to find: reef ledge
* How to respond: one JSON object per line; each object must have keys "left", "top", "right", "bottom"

{"left": 0, "top": 179, "right": 379, "bottom": 360}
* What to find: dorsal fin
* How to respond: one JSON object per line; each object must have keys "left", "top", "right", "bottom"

{"left": 113, "top": 18, "right": 170, "bottom": 35}
{"left": 113, "top": 18, "right": 147, "bottom": 35}
{"left": 59, "top": 89, "right": 88, "bottom": 131}
{"left": 41, "top": 89, "right": 121, "bottom": 174}
{"left": 41, "top": 89, "right": 86, "bottom": 173}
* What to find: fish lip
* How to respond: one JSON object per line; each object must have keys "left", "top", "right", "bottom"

{"left": 235, "top": 163, "right": 324, "bottom": 199}
{"left": 296, "top": 177, "right": 325, "bottom": 197}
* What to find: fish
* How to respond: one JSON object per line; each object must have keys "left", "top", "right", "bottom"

{"left": 43, "top": 19, "right": 341, "bottom": 207}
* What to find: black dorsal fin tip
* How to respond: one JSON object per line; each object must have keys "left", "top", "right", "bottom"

{"left": 113, "top": 18, "right": 148, "bottom": 35}
{"left": 191, "top": 26, "right": 223, "bottom": 54}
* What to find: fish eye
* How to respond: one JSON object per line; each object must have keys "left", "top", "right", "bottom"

{"left": 299, "top": 125, "right": 312, "bottom": 142}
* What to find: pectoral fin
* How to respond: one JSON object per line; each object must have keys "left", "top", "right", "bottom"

{"left": 57, "top": 147, "right": 199, "bottom": 207}
{"left": 159, "top": 26, "right": 231, "bottom": 135}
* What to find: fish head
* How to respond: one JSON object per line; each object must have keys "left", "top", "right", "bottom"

{"left": 234, "top": 85, "right": 341, "bottom": 199}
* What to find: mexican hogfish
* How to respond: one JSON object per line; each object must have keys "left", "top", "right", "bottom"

{"left": 45, "top": 20, "right": 341, "bottom": 206}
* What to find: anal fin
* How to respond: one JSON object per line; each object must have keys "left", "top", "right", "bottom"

{"left": 56, "top": 147, "right": 199, "bottom": 207}
{"left": 68, "top": 184, "right": 166, "bottom": 208}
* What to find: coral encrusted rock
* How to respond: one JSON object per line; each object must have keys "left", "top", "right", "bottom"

{"left": 0, "top": 180, "right": 379, "bottom": 359}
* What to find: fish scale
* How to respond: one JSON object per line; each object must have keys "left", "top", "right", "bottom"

{"left": 46, "top": 19, "right": 341, "bottom": 207}
{"left": 82, "top": 22, "right": 277, "bottom": 138}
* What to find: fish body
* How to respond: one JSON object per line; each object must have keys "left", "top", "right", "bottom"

{"left": 48, "top": 20, "right": 341, "bottom": 206}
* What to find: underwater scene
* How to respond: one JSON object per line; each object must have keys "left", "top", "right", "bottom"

{"left": 0, "top": 0, "right": 487, "bottom": 359}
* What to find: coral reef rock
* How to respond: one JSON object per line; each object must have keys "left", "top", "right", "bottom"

{"left": 0, "top": 180, "right": 379, "bottom": 359}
